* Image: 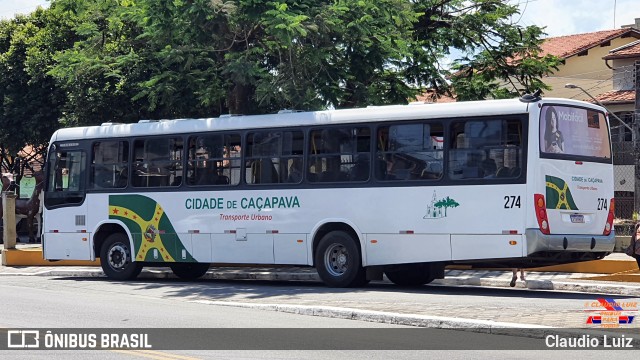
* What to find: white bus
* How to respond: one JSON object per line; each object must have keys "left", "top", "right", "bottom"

{"left": 42, "top": 95, "right": 615, "bottom": 287}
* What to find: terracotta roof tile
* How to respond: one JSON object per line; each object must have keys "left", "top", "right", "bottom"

{"left": 604, "top": 40, "right": 640, "bottom": 59}
{"left": 541, "top": 28, "right": 640, "bottom": 58}
{"left": 591, "top": 89, "right": 636, "bottom": 104}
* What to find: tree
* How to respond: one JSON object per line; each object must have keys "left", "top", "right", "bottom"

{"left": 0, "top": 0, "right": 560, "bottom": 159}
{"left": 0, "top": 7, "right": 76, "bottom": 174}
{"left": 442, "top": 196, "right": 460, "bottom": 216}
{"left": 49, "top": 0, "right": 560, "bottom": 120}
{"left": 48, "top": 0, "right": 151, "bottom": 127}
{"left": 433, "top": 0, "right": 563, "bottom": 100}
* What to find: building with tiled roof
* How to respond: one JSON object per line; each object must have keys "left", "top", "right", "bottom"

{"left": 414, "top": 20, "right": 640, "bottom": 105}
{"left": 579, "top": 20, "right": 640, "bottom": 220}
{"left": 541, "top": 26, "right": 640, "bottom": 100}
{"left": 535, "top": 18, "right": 640, "bottom": 219}
{"left": 603, "top": 39, "right": 640, "bottom": 59}
{"left": 590, "top": 37, "right": 640, "bottom": 130}
{"left": 541, "top": 29, "right": 638, "bottom": 58}
{"left": 590, "top": 35, "right": 640, "bottom": 178}
{"left": 592, "top": 89, "right": 635, "bottom": 104}
{"left": 599, "top": 38, "right": 640, "bottom": 109}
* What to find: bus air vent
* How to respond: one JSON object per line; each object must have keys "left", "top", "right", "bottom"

{"left": 75, "top": 215, "right": 86, "bottom": 226}
{"left": 519, "top": 89, "right": 542, "bottom": 103}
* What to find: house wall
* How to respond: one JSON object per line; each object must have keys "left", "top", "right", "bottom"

{"left": 611, "top": 58, "right": 637, "bottom": 90}
{"left": 544, "top": 37, "right": 638, "bottom": 98}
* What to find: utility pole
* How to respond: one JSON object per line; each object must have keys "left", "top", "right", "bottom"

{"left": 634, "top": 60, "right": 640, "bottom": 218}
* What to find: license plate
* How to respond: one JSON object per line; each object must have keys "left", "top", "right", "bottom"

{"left": 570, "top": 214, "right": 584, "bottom": 223}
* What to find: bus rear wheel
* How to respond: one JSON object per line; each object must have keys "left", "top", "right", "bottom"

{"left": 385, "top": 263, "right": 434, "bottom": 286}
{"left": 315, "top": 230, "right": 368, "bottom": 288}
{"left": 170, "top": 263, "right": 210, "bottom": 280}
{"left": 100, "top": 233, "right": 142, "bottom": 280}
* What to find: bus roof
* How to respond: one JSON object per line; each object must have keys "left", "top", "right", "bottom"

{"left": 49, "top": 97, "right": 601, "bottom": 142}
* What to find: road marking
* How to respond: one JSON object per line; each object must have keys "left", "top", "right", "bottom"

{"left": 112, "top": 349, "right": 200, "bottom": 360}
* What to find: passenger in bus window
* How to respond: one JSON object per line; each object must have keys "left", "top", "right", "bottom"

{"left": 625, "top": 223, "right": 640, "bottom": 269}
{"left": 481, "top": 158, "right": 497, "bottom": 178}
{"left": 287, "top": 158, "right": 303, "bottom": 183}
{"left": 544, "top": 106, "right": 564, "bottom": 153}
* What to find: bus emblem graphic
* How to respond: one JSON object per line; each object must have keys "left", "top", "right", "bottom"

{"left": 144, "top": 224, "right": 157, "bottom": 242}
{"left": 424, "top": 191, "right": 459, "bottom": 219}
{"left": 545, "top": 175, "right": 578, "bottom": 210}
{"left": 109, "top": 195, "right": 197, "bottom": 263}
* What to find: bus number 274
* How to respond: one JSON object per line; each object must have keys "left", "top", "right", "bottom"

{"left": 597, "top": 198, "right": 608, "bottom": 211}
{"left": 504, "top": 195, "right": 521, "bottom": 209}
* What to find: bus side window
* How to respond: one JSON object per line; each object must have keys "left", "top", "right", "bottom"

{"left": 449, "top": 118, "right": 523, "bottom": 181}
{"left": 377, "top": 123, "right": 442, "bottom": 182}
{"left": 145, "top": 141, "right": 171, "bottom": 187}
{"left": 308, "top": 127, "right": 370, "bottom": 183}
{"left": 287, "top": 158, "right": 303, "bottom": 183}
{"left": 246, "top": 130, "right": 302, "bottom": 185}
{"left": 251, "top": 158, "right": 279, "bottom": 184}
{"left": 349, "top": 155, "right": 369, "bottom": 181}
{"left": 91, "top": 141, "right": 128, "bottom": 189}
{"left": 188, "top": 134, "right": 240, "bottom": 186}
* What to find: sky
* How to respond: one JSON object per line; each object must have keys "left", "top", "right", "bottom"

{"left": 0, "top": 0, "right": 639, "bottom": 37}
{"left": 510, "top": 0, "right": 639, "bottom": 37}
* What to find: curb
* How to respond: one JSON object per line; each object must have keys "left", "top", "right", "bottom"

{"left": 193, "top": 299, "right": 547, "bottom": 329}
{"left": 1, "top": 248, "right": 100, "bottom": 267}
{"left": 435, "top": 277, "right": 640, "bottom": 296}
{"left": 192, "top": 300, "right": 640, "bottom": 346}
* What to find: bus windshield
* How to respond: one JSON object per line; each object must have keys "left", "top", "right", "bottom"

{"left": 539, "top": 105, "right": 611, "bottom": 161}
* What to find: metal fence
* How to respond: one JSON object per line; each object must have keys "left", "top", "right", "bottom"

{"left": 614, "top": 224, "right": 635, "bottom": 237}
{"left": 613, "top": 141, "right": 636, "bottom": 221}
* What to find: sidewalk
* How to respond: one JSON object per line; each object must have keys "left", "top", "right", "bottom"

{"left": 1, "top": 242, "right": 639, "bottom": 295}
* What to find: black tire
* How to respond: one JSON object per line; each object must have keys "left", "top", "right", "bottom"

{"left": 100, "top": 233, "right": 142, "bottom": 280}
{"left": 315, "top": 230, "right": 368, "bottom": 288}
{"left": 385, "top": 263, "right": 434, "bottom": 286}
{"left": 170, "top": 262, "right": 210, "bottom": 280}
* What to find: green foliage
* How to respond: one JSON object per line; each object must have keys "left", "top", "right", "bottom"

{"left": 0, "top": 0, "right": 560, "bottom": 170}
{"left": 441, "top": 0, "right": 562, "bottom": 100}
{"left": 0, "top": 7, "right": 74, "bottom": 171}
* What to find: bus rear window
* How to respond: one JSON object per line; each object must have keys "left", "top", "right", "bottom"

{"left": 539, "top": 105, "right": 611, "bottom": 160}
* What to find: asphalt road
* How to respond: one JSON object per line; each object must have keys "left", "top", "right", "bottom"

{"left": 2, "top": 274, "right": 635, "bottom": 328}
{"left": 0, "top": 275, "right": 637, "bottom": 359}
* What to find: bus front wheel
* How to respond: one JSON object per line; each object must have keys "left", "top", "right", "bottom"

{"left": 385, "top": 263, "right": 434, "bottom": 286}
{"left": 315, "top": 230, "right": 368, "bottom": 288}
{"left": 170, "top": 263, "right": 210, "bottom": 280}
{"left": 100, "top": 233, "right": 142, "bottom": 280}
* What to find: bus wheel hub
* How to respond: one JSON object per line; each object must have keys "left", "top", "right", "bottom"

{"left": 108, "top": 245, "right": 128, "bottom": 269}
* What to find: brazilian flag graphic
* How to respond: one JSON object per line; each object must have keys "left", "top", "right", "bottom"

{"left": 109, "top": 195, "right": 196, "bottom": 263}
{"left": 545, "top": 175, "right": 578, "bottom": 210}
